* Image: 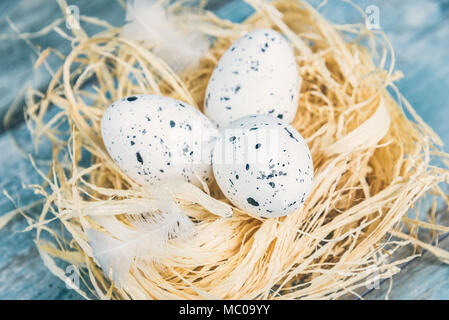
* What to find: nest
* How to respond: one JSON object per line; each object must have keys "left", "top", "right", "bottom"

{"left": 24, "top": 0, "right": 449, "bottom": 299}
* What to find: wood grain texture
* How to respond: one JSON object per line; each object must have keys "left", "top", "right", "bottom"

{"left": 0, "top": 0, "right": 448, "bottom": 300}
{"left": 365, "top": 235, "right": 449, "bottom": 300}
{"left": 0, "top": 0, "right": 125, "bottom": 300}
{"left": 306, "top": 0, "right": 449, "bottom": 300}
{"left": 0, "top": 122, "right": 81, "bottom": 299}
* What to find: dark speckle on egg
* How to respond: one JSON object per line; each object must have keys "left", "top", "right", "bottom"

{"left": 284, "top": 127, "right": 299, "bottom": 142}
{"left": 136, "top": 152, "right": 143, "bottom": 164}
{"left": 205, "top": 93, "right": 211, "bottom": 108}
{"left": 170, "top": 120, "right": 176, "bottom": 128}
{"left": 247, "top": 197, "right": 259, "bottom": 207}
{"left": 250, "top": 60, "right": 259, "bottom": 71}
{"left": 127, "top": 96, "right": 138, "bottom": 102}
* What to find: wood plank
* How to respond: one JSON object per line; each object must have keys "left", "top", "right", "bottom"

{"left": 0, "top": 0, "right": 125, "bottom": 133}
{"left": 215, "top": 0, "right": 449, "bottom": 300}
{"left": 0, "top": 0, "right": 236, "bottom": 133}
{"left": 212, "top": 0, "right": 254, "bottom": 22}
{"left": 312, "top": 0, "right": 449, "bottom": 152}
{"left": 364, "top": 234, "right": 449, "bottom": 300}
{"left": 311, "top": 0, "right": 449, "bottom": 300}
{"left": 0, "top": 0, "right": 125, "bottom": 300}
{"left": 0, "top": 120, "right": 84, "bottom": 299}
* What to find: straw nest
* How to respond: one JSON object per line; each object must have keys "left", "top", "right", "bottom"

{"left": 23, "top": 0, "right": 449, "bottom": 299}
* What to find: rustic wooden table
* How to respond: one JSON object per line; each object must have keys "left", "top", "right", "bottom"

{"left": 0, "top": 0, "right": 448, "bottom": 299}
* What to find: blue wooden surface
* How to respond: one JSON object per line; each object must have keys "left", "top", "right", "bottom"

{"left": 0, "top": 0, "right": 448, "bottom": 300}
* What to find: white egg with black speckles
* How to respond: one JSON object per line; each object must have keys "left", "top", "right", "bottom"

{"left": 205, "top": 28, "right": 301, "bottom": 129}
{"left": 212, "top": 114, "right": 313, "bottom": 218}
{"left": 101, "top": 94, "right": 221, "bottom": 187}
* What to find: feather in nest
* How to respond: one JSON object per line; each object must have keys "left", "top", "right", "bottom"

{"left": 87, "top": 193, "right": 195, "bottom": 287}
{"left": 122, "top": 0, "right": 210, "bottom": 72}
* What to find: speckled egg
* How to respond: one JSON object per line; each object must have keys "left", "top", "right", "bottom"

{"left": 212, "top": 114, "right": 313, "bottom": 218}
{"left": 205, "top": 28, "right": 301, "bottom": 129}
{"left": 101, "top": 94, "right": 221, "bottom": 187}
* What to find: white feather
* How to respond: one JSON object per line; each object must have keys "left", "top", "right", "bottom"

{"left": 122, "top": 0, "right": 209, "bottom": 72}
{"left": 87, "top": 195, "right": 195, "bottom": 287}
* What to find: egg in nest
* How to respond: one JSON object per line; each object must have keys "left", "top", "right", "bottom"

{"left": 212, "top": 114, "right": 313, "bottom": 218}
{"left": 205, "top": 28, "right": 301, "bottom": 129}
{"left": 101, "top": 94, "right": 221, "bottom": 187}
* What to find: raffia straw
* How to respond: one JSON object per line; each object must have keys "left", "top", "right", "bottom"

{"left": 21, "top": 0, "right": 449, "bottom": 299}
